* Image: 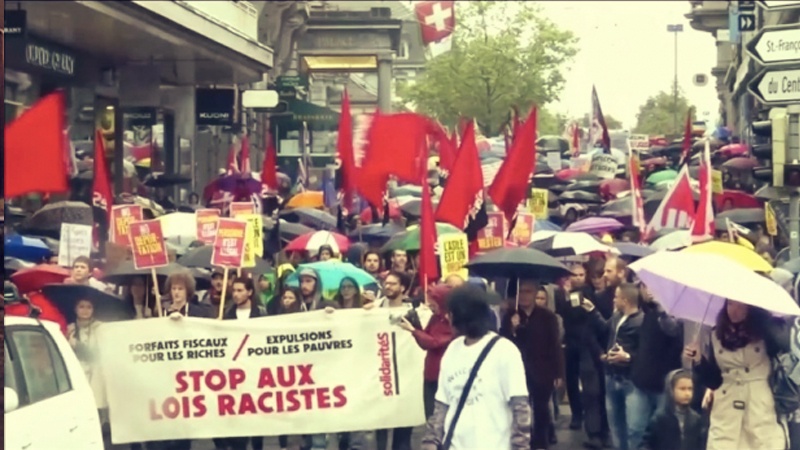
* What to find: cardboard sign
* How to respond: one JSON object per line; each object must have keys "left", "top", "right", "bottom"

{"left": 196, "top": 209, "right": 221, "bottom": 245}
{"left": 711, "top": 170, "right": 723, "bottom": 194}
{"left": 590, "top": 153, "right": 618, "bottom": 179}
{"left": 110, "top": 205, "right": 144, "bottom": 248}
{"left": 570, "top": 155, "right": 592, "bottom": 173}
{"left": 97, "top": 311, "right": 425, "bottom": 443}
{"left": 627, "top": 134, "right": 650, "bottom": 151}
{"left": 212, "top": 218, "right": 248, "bottom": 267}
{"left": 528, "top": 188, "right": 549, "bottom": 220}
{"left": 57, "top": 223, "right": 93, "bottom": 267}
{"left": 241, "top": 221, "right": 256, "bottom": 268}
{"left": 238, "top": 213, "right": 264, "bottom": 264}
{"left": 508, "top": 213, "right": 534, "bottom": 246}
{"left": 438, "top": 233, "right": 469, "bottom": 280}
{"left": 129, "top": 220, "right": 169, "bottom": 270}
{"left": 546, "top": 152, "right": 562, "bottom": 171}
{"left": 229, "top": 202, "right": 256, "bottom": 218}
{"left": 766, "top": 203, "right": 778, "bottom": 236}
{"left": 476, "top": 212, "right": 505, "bottom": 253}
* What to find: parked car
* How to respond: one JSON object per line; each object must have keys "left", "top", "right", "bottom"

{"left": 5, "top": 316, "right": 103, "bottom": 450}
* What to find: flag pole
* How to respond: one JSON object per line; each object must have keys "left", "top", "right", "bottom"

{"left": 151, "top": 267, "right": 163, "bottom": 317}
{"left": 218, "top": 267, "right": 230, "bottom": 320}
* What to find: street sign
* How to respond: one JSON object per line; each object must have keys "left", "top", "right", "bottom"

{"left": 738, "top": 13, "right": 756, "bottom": 32}
{"left": 748, "top": 67, "right": 800, "bottom": 105}
{"left": 276, "top": 75, "right": 308, "bottom": 89}
{"left": 746, "top": 24, "right": 800, "bottom": 65}
{"left": 739, "top": 0, "right": 756, "bottom": 10}
{"left": 758, "top": 0, "right": 800, "bottom": 10}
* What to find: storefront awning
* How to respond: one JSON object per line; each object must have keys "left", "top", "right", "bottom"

{"left": 271, "top": 99, "right": 341, "bottom": 130}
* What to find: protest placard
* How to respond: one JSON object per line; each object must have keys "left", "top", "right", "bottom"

{"left": 508, "top": 213, "right": 534, "bottom": 246}
{"left": 129, "top": 220, "right": 169, "bottom": 270}
{"left": 57, "top": 223, "right": 93, "bottom": 267}
{"left": 711, "top": 170, "right": 723, "bottom": 194}
{"left": 590, "top": 153, "right": 618, "bottom": 179}
{"left": 110, "top": 205, "right": 144, "bottom": 247}
{"left": 97, "top": 310, "right": 425, "bottom": 443}
{"left": 196, "top": 209, "right": 221, "bottom": 245}
{"left": 438, "top": 233, "right": 469, "bottom": 280}
{"left": 212, "top": 218, "right": 247, "bottom": 268}
{"left": 229, "top": 202, "right": 256, "bottom": 218}
{"left": 476, "top": 212, "right": 505, "bottom": 253}
{"left": 235, "top": 213, "right": 264, "bottom": 258}
{"left": 528, "top": 188, "right": 549, "bottom": 220}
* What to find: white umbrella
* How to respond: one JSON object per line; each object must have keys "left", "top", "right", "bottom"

{"left": 529, "top": 230, "right": 620, "bottom": 256}
{"left": 159, "top": 212, "right": 198, "bottom": 249}
{"left": 650, "top": 230, "right": 692, "bottom": 251}
{"left": 630, "top": 251, "right": 800, "bottom": 325}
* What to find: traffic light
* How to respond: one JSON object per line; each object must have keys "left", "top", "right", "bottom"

{"left": 751, "top": 109, "right": 788, "bottom": 187}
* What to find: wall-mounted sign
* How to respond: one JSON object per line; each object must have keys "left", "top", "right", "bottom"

{"left": 4, "top": 10, "right": 26, "bottom": 36}
{"left": 122, "top": 107, "right": 158, "bottom": 127}
{"left": 195, "top": 88, "right": 235, "bottom": 126}
{"left": 25, "top": 41, "right": 76, "bottom": 76}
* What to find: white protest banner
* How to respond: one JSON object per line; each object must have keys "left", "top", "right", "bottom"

{"left": 627, "top": 134, "right": 650, "bottom": 151}
{"left": 98, "top": 310, "right": 425, "bottom": 443}
{"left": 590, "top": 153, "right": 618, "bottom": 179}
{"left": 57, "top": 222, "right": 93, "bottom": 267}
{"left": 546, "top": 151, "right": 562, "bottom": 171}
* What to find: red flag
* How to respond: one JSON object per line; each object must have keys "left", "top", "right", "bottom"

{"left": 4, "top": 92, "right": 69, "bottom": 198}
{"left": 644, "top": 165, "right": 696, "bottom": 238}
{"left": 691, "top": 140, "right": 715, "bottom": 242}
{"left": 240, "top": 134, "right": 251, "bottom": 173}
{"left": 358, "top": 113, "right": 431, "bottom": 208}
{"left": 225, "top": 140, "right": 239, "bottom": 175}
{"left": 511, "top": 106, "right": 521, "bottom": 140}
{"left": 489, "top": 107, "right": 538, "bottom": 223}
{"left": 629, "top": 151, "right": 647, "bottom": 239}
{"left": 591, "top": 86, "right": 611, "bottom": 153}
{"left": 436, "top": 121, "right": 483, "bottom": 228}
{"left": 337, "top": 89, "right": 358, "bottom": 205}
{"left": 571, "top": 123, "right": 581, "bottom": 158}
{"left": 92, "top": 129, "right": 114, "bottom": 251}
{"left": 415, "top": 1, "right": 455, "bottom": 45}
{"left": 680, "top": 110, "right": 693, "bottom": 164}
{"left": 261, "top": 132, "right": 278, "bottom": 190}
{"left": 419, "top": 153, "right": 440, "bottom": 289}
{"left": 436, "top": 126, "right": 458, "bottom": 172}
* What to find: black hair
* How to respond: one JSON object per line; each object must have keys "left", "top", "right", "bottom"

{"left": 386, "top": 270, "right": 411, "bottom": 292}
{"left": 447, "top": 285, "right": 492, "bottom": 339}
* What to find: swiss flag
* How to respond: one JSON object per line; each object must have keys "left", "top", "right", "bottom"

{"left": 644, "top": 165, "right": 696, "bottom": 238}
{"left": 415, "top": 1, "right": 455, "bottom": 45}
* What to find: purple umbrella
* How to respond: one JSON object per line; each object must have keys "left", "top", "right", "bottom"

{"left": 565, "top": 217, "right": 624, "bottom": 234}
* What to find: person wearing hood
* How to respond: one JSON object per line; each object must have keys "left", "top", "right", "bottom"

{"left": 399, "top": 284, "right": 455, "bottom": 419}
{"left": 297, "top": 268, "right": 323, "bottom": 311}
{"left": 639, "top": 369, "right": 707, "bottom": 450}
{"left": 317, "top": 244, "right": 335, "bottom": 261}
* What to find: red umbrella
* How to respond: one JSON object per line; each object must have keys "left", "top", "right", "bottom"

{"left": 359, "top": 200, "right": 402, "bottom": 223}
{"left": 717, "top": 144, "right": 749, "bottom": 159}
{"left": 599, "top": 179, "right": 630, "bottom": 201}
{"left": 284, "top": 231, "right": 351, "bottom": 257}
{"left": 5, "top": 291, "right": 68, "bottom": 336}
{"left": 722, "top": 157, "right": 758, "bottom": 170}
{"left": 556, "top": 168, "right": 583, "bottom": 181}
{"left": 10, "top": 264, "right": 70, "bottom": 293}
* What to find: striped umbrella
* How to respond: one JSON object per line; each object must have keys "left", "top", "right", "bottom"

{"left": 284, "top": 231, "right": 350, "bottom": 257}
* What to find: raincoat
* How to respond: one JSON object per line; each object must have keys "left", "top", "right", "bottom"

{"left": 410, "top": 285, "right": 454, "bottom": 382}
{"left": 639, "top": 369, "right": 707, "bottom": 450}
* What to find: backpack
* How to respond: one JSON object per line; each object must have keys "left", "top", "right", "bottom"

{"left": 771, "top": 317, "right": 800, "bottom": 415}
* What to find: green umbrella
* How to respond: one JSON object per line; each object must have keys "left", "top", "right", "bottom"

{"left": 381, "top": 223, "right": 462, "bottom": 252}
{"left": 646, "top": 169, "right": 678, "bottom": 185}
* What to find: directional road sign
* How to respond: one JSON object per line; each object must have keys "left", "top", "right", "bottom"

{"left": 739, "top": 14, "right": 756, "bottom": 32}
{"left": 748, "top": 67, "right": 800, "bottom": 105}
{"left": 758, "top": 0, "right": 800, "bottom": 10}
{"left": 739, "top": 0, "right": 756, "bottom": 10}
{"left": 747, "top": 24, "right": 800, "bottom": 65}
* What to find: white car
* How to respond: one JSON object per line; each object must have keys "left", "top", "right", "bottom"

{"left": 5, "top": 316, "right": 103, "bottom": 450}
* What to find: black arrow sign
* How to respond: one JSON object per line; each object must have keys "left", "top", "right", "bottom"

{"left": 739, "top": 14, "right": 756, "bottom": 32}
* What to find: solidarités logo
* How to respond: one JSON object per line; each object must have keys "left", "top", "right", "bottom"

{"left": 377, "top": 332, "right": 398, "bottom": 396}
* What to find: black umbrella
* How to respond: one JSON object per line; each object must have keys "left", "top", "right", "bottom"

{"left": 143, "top": 173, "right": 192, "bottom": 188}
{"left": 19, "top": 201, "right": 93, "bottom": 237}
{"left": 716, "top": 208, "right": 764, "bottom": 225}
{"left": 280, "top": 208, "right": 337, "bottom": 231}
{"left": 464, "top": 247, "right": 572, "bottom": 282}
{"left": 600, "top": 197, "right": 632, "bottom": 217}
{"left": 755, "top": 185, "right": 781, "bottom": 201}
{"left": 41, "top": 284, "right": 133, "bottom": 323}
{"left": 398, "top": 199, "right": 440, "bottom": 217}
{"left": 612, "top": 242, "right": 655, "bottom": 260}
{"left": 348, "top": 223, "right": 405, "bottom": 243}
{"left": 177, "top": 245, "right": 272, "bottom": 273}
{"left": 564, "top": 179, "right": 603, "bottom": 193}
{"left": 101, "top": 261, "right": 211, "bottom": 290}
{"left": 269, "top": 219, "right": 314, "bottom": 242}
{"left": 558, "top": 190, "right": 603, "bottom": 204}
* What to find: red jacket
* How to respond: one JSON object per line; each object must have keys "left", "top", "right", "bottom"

{"left": 412, "top": 313, "right": 454, "bottom": 382}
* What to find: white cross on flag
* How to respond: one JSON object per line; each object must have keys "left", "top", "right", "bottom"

{"left": 415, "top": 1, "right": 455, "bottom": 47}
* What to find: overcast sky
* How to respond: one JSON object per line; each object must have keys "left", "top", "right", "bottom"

{"left": 536, "top": 1, "right": 721, "bottom": 129}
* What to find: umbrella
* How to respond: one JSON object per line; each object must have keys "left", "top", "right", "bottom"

{"left": 265, "top": 219, "right": 315, "bottom": 242}
{"left": 285, "top": 261, "right": 378, "bottom": 298}
{"left": 599, "top": 179, "right": 630, "bottom": 201}
{"left": 349, "top": 223, "right": 405, "bottom": 243}
{"left": 159, "top": 212, "right": 199, "bottom": 250}
{"left": 722, "top": 157, "right": 758, "bottom": 170}
{"left": 600, "top": 196, "right": 632, "bottom": 218}
{"left": 18, "top": 201, "right": 93, "bottom": 236}
{"left": 716, "top": 208, "right": 764, "bottom": 225}
{"left": 535, "top": 220, "right": 562, "bottom": 232}
{"left": 612, "top": 242, "right": 655, "bottom": 259}
{"left": 4, "top": 235, "right": 52, "bottom": 262}
{"left": 681, "top": 241, "right": 772, "bottom": 272}
{"left": 177, "top": 246, "right": 272, "bottom": 273}
{"left": 649, "top": 230, "right": 692, "bottom": 251}
{"left": 280, "top": 208, "right": 337, "bottom": 231}
{"left": 464, "top": 247, "right": 573, "bottom": 282}
{"left": 284, "top": 231, "right": 350, "bottom": 256}
{"left": 10, "top": 264, "right": 71, "bottom": 293}
{"left": 143, "top": 173, "right": 192, "bottom": 188}
{"left": 529, "top": 231, "right": 619, "bottom": 257}
{"left": 101, "top": 261, "right": 212, "bottom": 290}
{"left": 4, "top": 257, "right": 34, "bottom": 276}
{"left": 537, "top": 136, "right": 569, "bottom": 153}
{"left": 645, "top": 170, "right": 678, "bottom": 185}
{"left": 390, "top": 185, "right": 423, "bottom": 198}
{"left": 566, "top": 217, "right": 625, "bottom": 234}
{"left": 381, "top": 223, "right": 462, "bottom": 252}
{"left": 286, "top": 191, "right": 324, "bottom": 209}
{"left": 41, "top": 284, "right": 133, "bottom": 323}
{"left": 359, "top": 200, "right": 402, "bottom": 223}
{"left": 555, "top": 168, "right": 583, "bottom": 181}
{"left": 564, "top": 179, "right": 603, "bottom": 194}
{"left": 630, "top": 252, "right": 800, "bottom": 326}
{"left": 397, "top": 198, "right": 441, "bottom": 217}
{"left": 558, "top": 191, "right": 603, "bottom": 204}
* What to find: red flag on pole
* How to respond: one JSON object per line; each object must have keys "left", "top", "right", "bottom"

{"left": 261, "top": 132, "right": 278, "bottom": 190}
{"left": 337, "top": 89, "right": 358, "bottom": 206}
{"left": 240, "top": 134, "right": 251, "bottom": 173}
{"left": 4, "top": 92, "right": 70, "bottom": 198}
{"left": 225, "top": 140, "right": 239, "bottom": 175}
{"left": 489, "top": 107, "right": 538, "bottom": 223}
{"left": 679, "top": 110, "right": 693, "bottom": 165}
{"left": 435, "top": 120, "right": 483, "bottom": 228}
{"left": 419, "top": 153, "right": 440, "bottom": 291}
{"left": 591, "top": 86, "right": 611, "bottom": 154}
{"left": 691, "top": 140, "right": 715, "bottom": 242}
{"left": 629, "top": 151, "right": 647, "bottom": 240}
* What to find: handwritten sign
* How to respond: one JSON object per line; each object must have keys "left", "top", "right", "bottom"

{"left": 110, "top": 205, "right": 144, "bottom": 248}
{"left": 476, "top": 212, "right": 505, "bottom": 253}
{"left": 590, "top": 153, "right": 618, "bottom": 179}
{"left": 196, "top": 209, "right": 221, "bottom": 245}
{"left": 628, "top": 134, "right": 650, "bottom": 151}
{"left": 129, "top": 220, "right": 169, "bottom": 270}
{"left": 508, "top": 213, "right": 535, "bottom": 246}
{"left": 528, "top": 188, "right": 549, "bottom": 220}
{"left": 766, "top": 203, "right": 778, "bottom": 236}
{"left": 570, "top": 155, "right": 591, "bottom": 173}
{"left": 438, "top": 233, "right": 469, "bottom": 280}
{"left": 212, "top": 218, "right": 247, "bottom": 268}
{"left": 711, "top": 170, "right": 723, "bottom": 194}
{"left": 229, "top": 202, "right": 255, "bottom": 218}
{"left": 57, "top": 223, "right": 93, "bottom": 267}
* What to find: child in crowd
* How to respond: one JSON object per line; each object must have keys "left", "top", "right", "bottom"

{"left": 639, "top": 369, "right": 707, "bottom": 450}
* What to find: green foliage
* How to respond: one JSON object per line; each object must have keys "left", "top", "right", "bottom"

{"left": 634, "top": 87, "right": 696, "bottom": 136}
{"left": 401, "top": 1, "right": 578, "bottom": 136}
{"left": 538, "top": 108, "right": 569, "bottom": 136}
{"left": 579, "top": 113, "right": 623, "bottom": 130}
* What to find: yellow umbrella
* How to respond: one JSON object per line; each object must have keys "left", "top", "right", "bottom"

{"left": 135, "top": 158, "right": 151, "bottom": 168}
{"left": 681, "top": 241, "right": 772, "bottom": 272}
{"left": 286, "top": 191, "right": 324, "bottom": 209}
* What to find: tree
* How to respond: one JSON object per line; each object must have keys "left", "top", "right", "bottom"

{"left": 401, "top": 1, "right": 578, "bottom": 136}
{"left": 538, "top": 108, "right": 569, "bottom": 136}
{"left": 634, "top": 86, "right": 696, "bottom": 137}
{"left": 579, "top": 113, "right": 623, "bottom": 130}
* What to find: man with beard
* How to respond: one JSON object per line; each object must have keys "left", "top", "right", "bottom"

{"left": 200, "top": 271, "right": 230, "bottom": 317}
{"left": 598, "top": 257, "right": 628, "bottom": 319}
{"left": 298, "top": 268, "right": 322, "bottom": 311}
{"left": 362, "top": 250, "right": 384, "bottom": 303}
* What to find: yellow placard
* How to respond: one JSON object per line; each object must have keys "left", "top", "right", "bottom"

{"left": 241, "top": 222, "right": 256, "bottom": 268}
{"left": 528, "top": 188, "right": 549, "bottom": 220}
{"left": 438, "top": 233, "right": 469, "bottom": 280}
{"left": 711, "top": 170, "right": 723, "bottom": 194}
{"left": 766, "top": 203, "right": 778, "bottom": 237}
{"left": 237, "top": 214, "right": 264, "bottom": 257}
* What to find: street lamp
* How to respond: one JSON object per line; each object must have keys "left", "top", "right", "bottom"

{"left": 667, "top": 24, "right": 683, "bottom": 135}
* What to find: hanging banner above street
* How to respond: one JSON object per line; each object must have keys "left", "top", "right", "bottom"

{"left": 746, "top": 24, "right": 800, "bottom": 65}
{"left": 748, "top": 67, "right": 800, "bottom": 105}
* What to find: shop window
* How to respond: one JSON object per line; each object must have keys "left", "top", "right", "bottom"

{"left": 398, "top": 40, "right": 410, "bottom": 60}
